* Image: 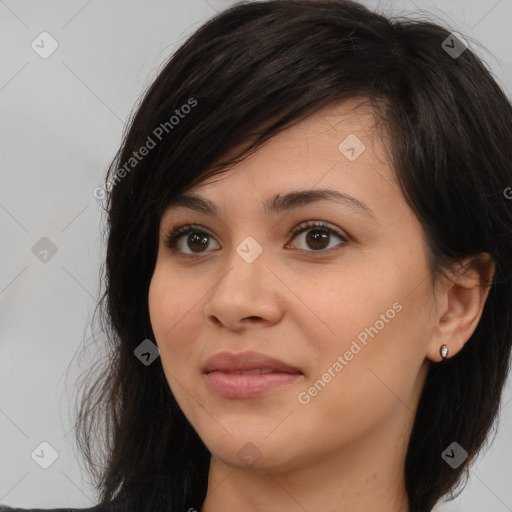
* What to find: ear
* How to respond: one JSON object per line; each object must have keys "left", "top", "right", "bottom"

{"left": 427, "top": 253, "right": 495, "bottom": 362}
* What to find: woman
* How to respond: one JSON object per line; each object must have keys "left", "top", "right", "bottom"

{"left": 2, "top": 0, "right": 511, "bottom": 511}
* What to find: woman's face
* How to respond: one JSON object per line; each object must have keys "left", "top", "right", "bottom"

{"left": 148, "top": 100, "right": 440, "bottom": 475}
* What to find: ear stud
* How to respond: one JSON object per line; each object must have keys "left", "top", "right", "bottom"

{"left": 439, "top": 344, "right": 449, "bottom": 360}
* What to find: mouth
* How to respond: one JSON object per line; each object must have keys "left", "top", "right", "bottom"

{"left": 203, "top": 350, "right": 302, "bottom": 374}
{"left": 213, "top": 368, "right": 299, "bottom": 375}
{"left": 202, "top": 351, "right": 304, "bottom": 398}
{"left": 204, "top": 371, "right": 303, "bottom": 398}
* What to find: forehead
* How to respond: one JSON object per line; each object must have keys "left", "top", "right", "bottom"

{"left": 201, "top": 99, "right": 389, "bottom": 187}
{"left": 224, "top": 98, "right": 384, "bottom": 164}
{"left": 160, "top": 99, "right": 398, "bottom": 225}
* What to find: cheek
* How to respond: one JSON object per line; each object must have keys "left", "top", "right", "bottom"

{"left": 302, "top": 262, "right": 426, "bottom": 394}
{"left": 295, "top": 302, "right": 418, "bottom": 439}
{"left": 148, "top": 268, "right": 202, "bottom": 414}
{"left": 148, "top": 266, "right": 198, "bottom": 360}
{"left": 298, "top": 264, "right": 397, "bottom": 350}
{"left": 148, "top": 269, "right": 170, "bottom": 340}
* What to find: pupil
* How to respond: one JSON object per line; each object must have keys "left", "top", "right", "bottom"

{"left": 307, "top": 230, "right": 328, "bottom": 250}
{"left": 189, "top": 233, "right": 209, "bottom": 252}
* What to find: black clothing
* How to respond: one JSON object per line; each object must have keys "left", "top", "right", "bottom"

{"left": 1, "top": 502, "right": 123, "bottom": 512}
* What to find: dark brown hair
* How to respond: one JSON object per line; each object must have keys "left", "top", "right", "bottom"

{"left": 73, "top": 1, "right": 512, "bottom": 511}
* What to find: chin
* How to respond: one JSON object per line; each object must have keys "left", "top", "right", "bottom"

{"left": 210, "top": 442, "right": 285, "bottom": 472}
{"left": 201, "top": 427, "right": 302, "bottom": 474}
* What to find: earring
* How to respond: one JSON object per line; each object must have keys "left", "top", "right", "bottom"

{"left": 439, "top": 344, "right": 449, "bottom": 360}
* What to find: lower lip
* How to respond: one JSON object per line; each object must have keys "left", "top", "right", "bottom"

{"left": 205, "top": 371, "right": 302, "bottom": 398}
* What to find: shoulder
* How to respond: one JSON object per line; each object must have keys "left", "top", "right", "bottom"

{"left": 0, "top": 490, "right": 142, "bottom": 512}
{"left": 0, "top": 502, "right": 118, "bottom": 512}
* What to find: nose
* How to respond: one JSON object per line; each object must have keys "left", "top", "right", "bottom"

{"left": 203, "top": 242, "right": 284, "bottom": 331}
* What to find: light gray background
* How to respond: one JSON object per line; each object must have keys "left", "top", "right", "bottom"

{"left": 1, "top": 0, "right": 511, "bottom": 510}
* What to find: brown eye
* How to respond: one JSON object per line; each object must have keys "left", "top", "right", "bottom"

{"left": 164, "top": 225, "right": 220, "bottom": 254}
{"left": 287, "top": 220, "right": 348, "bottom": 253}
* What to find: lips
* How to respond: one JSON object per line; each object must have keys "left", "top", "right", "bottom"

{"left": 222, "top": 369, "right": 281, "bottom": 375}
{"left": 203, "top": 351, "right": 303, "bottom": 398}
{"left": 203, "top": 351, "right": 302, "bottom": 375}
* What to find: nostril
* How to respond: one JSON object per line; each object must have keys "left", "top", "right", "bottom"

{"left": 245, "top": 316, "right": 261, "bottom": 322}
{"left": 207, "top": 315, "right": 222, "bottom": 327}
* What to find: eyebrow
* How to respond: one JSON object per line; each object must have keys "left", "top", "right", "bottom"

{"left": 162, "top": 188, "right": 377, "bottom": 222}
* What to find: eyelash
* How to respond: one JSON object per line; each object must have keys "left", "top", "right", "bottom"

{"left": 163, "top": 220, "right": 348, "bottom": 259}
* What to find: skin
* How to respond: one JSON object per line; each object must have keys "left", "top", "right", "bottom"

{"left": 148, "top": 99, "right": 494, "bottom": 512}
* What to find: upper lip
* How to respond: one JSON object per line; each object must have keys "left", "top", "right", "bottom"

{"left": 203, "top": 351, "right": 302, "bottom": 374}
